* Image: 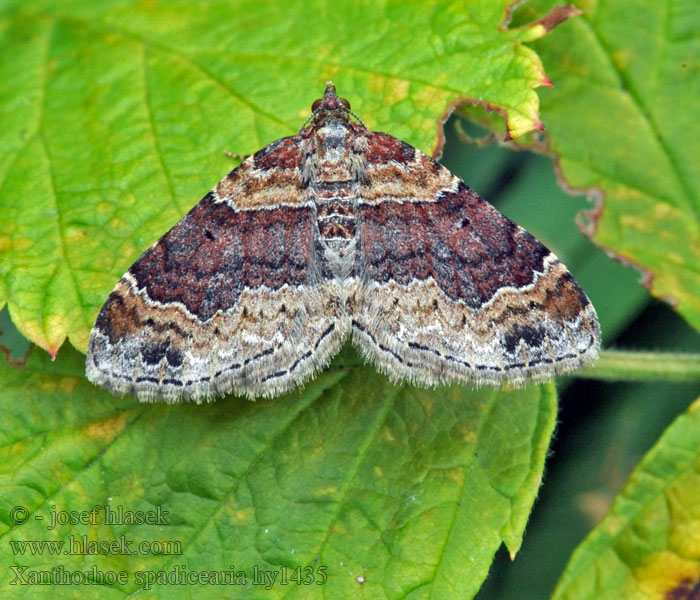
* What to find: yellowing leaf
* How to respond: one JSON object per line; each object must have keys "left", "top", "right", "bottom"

{"left": 553, "top": 396, "right": 700, "bottom": 600}
{"left": 521, "top": 0, "right": 700, "bottom": 331}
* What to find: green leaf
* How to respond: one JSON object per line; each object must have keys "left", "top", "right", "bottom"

{"left": 552, "top": 395, "right": 700, "bottom": 600}
{"left": 0, "top": 0, "right": 557, "bottom": 355}
{"left": 0, "top": 345, "right": 557, "bottom": 598}
{"left": 513, "top": 0, "right": 700, "bottom": 331}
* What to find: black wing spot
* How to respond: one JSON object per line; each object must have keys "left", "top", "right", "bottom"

{"left": 503, "top": 325, "right": 545, "bottom": 355}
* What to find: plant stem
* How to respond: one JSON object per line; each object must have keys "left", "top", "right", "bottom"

{"left": 577, "top": 350, "right": 700, "bottom": 382}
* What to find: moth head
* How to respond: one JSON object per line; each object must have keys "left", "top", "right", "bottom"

{"left": 303, "top": 82, "right": 365, "bottom": 131}
{"left": 311, "top": 82, "right": 351, "bottom": 114}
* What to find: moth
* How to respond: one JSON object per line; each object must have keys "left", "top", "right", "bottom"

{"left": 86, "top": 82, "right": 600, "bottom": 401}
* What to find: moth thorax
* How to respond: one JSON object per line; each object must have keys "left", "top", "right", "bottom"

{"left": 311, "top": 120, "right": 359, "bottom": 261}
